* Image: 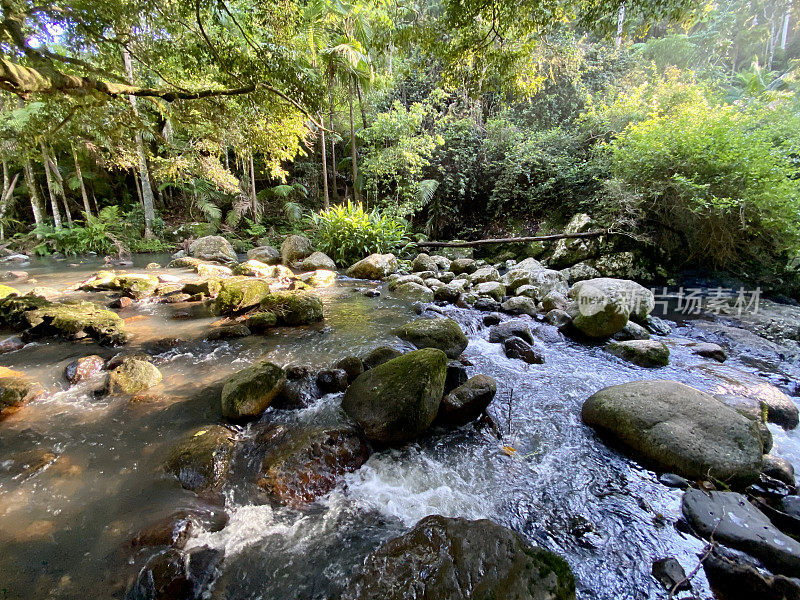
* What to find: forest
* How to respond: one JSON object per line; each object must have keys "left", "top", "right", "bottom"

{"left": 2, "top": 2, "right": 800, "bottom": 600}
{"left": 0, "top": 0, "right": 797, "bottom": 290}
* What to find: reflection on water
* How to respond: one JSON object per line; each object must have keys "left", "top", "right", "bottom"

{"left": 0, "top": 254, "right": 797, "bottom": 599}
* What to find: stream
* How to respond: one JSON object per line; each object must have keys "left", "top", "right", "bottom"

{"left": 1, "top": 254, "right": 798, "bottom": 599}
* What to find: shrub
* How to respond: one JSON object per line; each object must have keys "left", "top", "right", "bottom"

{"left": 309, "top": 201, "right": 411, "bottom": 266}
{"left": 607, "top": 99, "right": 800, "bottom": 272}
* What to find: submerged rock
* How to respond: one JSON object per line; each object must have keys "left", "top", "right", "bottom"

{"left": 127, "top": 545, "right": 223, "bottom": 600}
{"left": 221, "top": 361, "right": 286, "bottom": 420}
{"left": 346, "top": 253, "right": 399, "bottom": 280}
{"left": 189, "top": 235, "right": 237, "bottom": 263}
{"left": 280, "top": 234, "right": 313, "bottom": 266}
{"left": 211, "top": 277, "right": 272, "bottom": 315}
{"left": 682, "top": 488, "right": 800, "bottom": 576}
{"left": 252, "top": 424, "right": 369, "bottom": 508}
{"left": 245, "top": 311, "right": 277, "bottom": 332}
{"left": 605, "top": 339, "right": 669, "bottom": 367}
{"left": 342, "top": 348, "right": 447, "bottom": 444}
{"left": 259, "top": 291, "right": 323, "bottom": 325}
{"left": 690, "top": 342, "right": 727, "bottom": 362}
{"left": 504, "top": 336, "right": 545, "bottom": 364}
{"left": 163, "top": 425, "right": 235, "bottom": 493}
{"left": 65, "top": 355, "right": 105, "bottom": 384}
{"left": 247, "top": 245, "right": 280, "bottom": 265}
{"left": 582, "top": 380, "right": 763, "bottom": 484}
{"left": 438, "top": 374, "right": 497, "bottom": 425}
{"left": 393, "top": 318, "right": 468, "bottom": 359}
{"left": 206, "top": 323, "right": 251, "bottom": 340}
{"left": 107, "top": 358, "right": 162, "bottom": 395}
{"left": 342, "top": 515, "right": 576, "bottom": 600}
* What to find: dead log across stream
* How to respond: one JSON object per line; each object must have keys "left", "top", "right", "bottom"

{"left": 416, "top": 229, "right": 608, "bottom": 248}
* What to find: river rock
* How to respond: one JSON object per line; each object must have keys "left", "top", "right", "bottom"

{"left": 541, "top": 290, "right": 569, "bottom": 312}
{"left": 489, "top": 319, "right": 534, "bottom": 345}
{"left": 231, "top": 259, "right": 274, "bottom": 278}
{"left": 252, "top": 424, "right": 369, "bottom": 508}
{"left": 550, "top": 213, "right": 602, "bottom": 268}
{"left": 651, "top": 558, "right": 690, "bottom": 593}
{"left": 468, "top": 265, "right": 500, "bottom": 284}
{"left": 582, "top": 380, "right": 763, "bottom": 484}
{"left": 474, "top": 281, "right": 505, "bottom": 302}
{"left": 0, "top": 335, "right": 24, "bottom": 354}
{"left": 433, "top": 283, "right": 462, "bottom": 303}
{"left": 107, "top": 358, "right": 162, "bottom": 394}
{"left": 272, "top": 366, "right": 320, "bottom": 409}
{"left": 301, "top": 251, "right": 336, "bottom": 271}
{"left": 570, "top": 284, "right": 630, "bottom": 338}
{"left": 504, "top": 336, "right": 545, "bottom": 364}
{"left": 566, "top": 262, "right": 602, "bottom": 283}
{"left": 189, "top": 235, "right": 237, "bottom": 263}
{"left": 196, "top": 263, "right": 232, "bottom": 278}
{"left": 501, "top": 268, "right": 535, "bottom": 293}
{"left": 210, "top": 277, "right": 271, "bottom": 315}
{"left": 682, "top": 488, "right": 800, "bottom": 576}
{"left": 411, "top": 253, "right": 438, "bottom": 273}
{"left": 163, "top": 425, "right": 235, "bottom": 493}
{"left": 127, "top": 546, "right": 223, "bottom": 600}
{"left": 393, "top": 281, "right": 434, "bottom": 302}
{"left": 690, "top": 342, "right": 727, "bottom": 362}
{"left": 245, "top": 311, "right": 277, "bottom": 332}
{"left": 0, "top": 374, "right": 43, "bottom": 419}
{"left": 606, "top": 340, "right": 669, "bottom": 367}
{"left": 346, "top": 253, "right": 399, "bottom": 280}
{"left": 501, "top": 296, "right": 537, "bottom": 316}
{"left": 65, "top": 355, "right": 105, "bottom": 384}
{"left": 393, "top": 318, "right": 468, "bottom": 359}
{"left": 317, "top": 368, "right": 348, "bottom": 393}
{"left": 298, "top": 269, "right": 336, "bottom": 288}
{"left": 247, "top": 245, "right": 280, "bottom": 264}
{"left": 388, "top": 274, "right": 424, "bottom": 290}
{"left": 569, "top": 278, "right": 654, "bottom": 322}
{"left": 207, "top": 323, "right": 251, "bottom": 340}
{"left": 259, "top": 291, "right": 324, "bottom": 325}
{"left": 221, "top": 361, "right": 286, "bottom": 420}
{"left": 698, "top": 364, "right": 799, "bottom": 429}
{"left": 334, "top": 356, "right": 364, "bottom": 382}
{"left": 762, "top": 454, "right": 796, "bottom": 486}
{"left": 611, "top": 321, "right": 650, "bottom": 341}
{"left": 438, "top": 374, "right": 497, "bottom": 425}
{"left": 362, "top": 346, "right": 402, "bottom": 370}
{"left": 280, "top": 234, "right": 313, "bottom": 265}
{"left": 341, "top": 515, "right": 575, "bottom": 600}
{"left": 438, "top": 271, "right": 455, "bottom": 283}
{"left": 342, "top": 348, "right": 447, "bottom": 444}
{"left": 450, "top": 258, "right": 477, "bottom": 275}
{"left": 703, "top": 545, "right": 800, "bottom": 600}
{"left": 714, "top": 394, "right": 773, "bottom": 453}
{"left": 545, "top": 309, "right": 572, "bottom": 328}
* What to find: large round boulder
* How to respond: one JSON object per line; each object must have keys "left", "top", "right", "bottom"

{"left": 438, "top": 374, "right": 497, "bottom": 425}
{"left": 301, "top": 251, "right": 336, "bottom": 271}
{"left": 342, "top": 348, "right": 447, "bottom": 444}
{"left": 280, "top": 234, "right": 313, "bottom": 266}
{"left": 582, "top": 380, "right": 763, "bottom": 485}
{"left": 346, "top": 253, "right": 399, "bottom": 280}
{"left": 211, "top": 277, "right": 272, "bottom": 315}
{"left": 189, "top": 236, "right": 237, "bottom": 264}
{"left": 259, "top": 291, "right": 324, "bottom": 325}
{"left": 605, "top": 340, "right": 669, "bottom": 367}
{"left": 411, "top": 253, "right": 438, "bottom": 273}
{"left": 221, "top": 361, "right": 286, "bottom": 420}
{"left": 106, "top": 358, "right": 162, "bottom": 395}
{"left": 247, "top": 245, "right": 280, "bottom": 265}
{"left": 342, "top": 515, "right": 575, "bottom": 600}
{"left": 569, "top": 278, "right": 655, "bottom": 322}
{"left": 393, "top": 318, "right": 468, "bottom": 359}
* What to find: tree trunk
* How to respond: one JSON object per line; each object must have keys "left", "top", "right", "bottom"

{"left": 48, "top": 149, "right": 73, "bottom": 227}
{"left": 122, "top": 46, "right": 155, "bottom": 238}
{"left": 356, "top": 81, "right": 367, "bottom": 129}
{"left": 320, "top": 112, "right": 330, "bottom": 209}
{"left": 349, "top": 77, "right": 358, "bottom": 202}
{"left": 39, "top": 141, "right": 62, "bottom": 230}
{"left": 134, "top": 171, "right": 144, "bottom": 207}
{"left": 328, "top": 82, "right": 339, "bottom": 202}
{"left": 615, "top": 3, "right": 625, "bottom": 48}
{"left": 249, "top": 151, "right": 258, "bottom": 217}
{"left": 24, "top": 160, "right": 44, "bottom": 231}
{"left": 0, "top": 165, "right": 19, "bottom": 240}
{"left": 72, "top": 144, "right": 92, "bottom": 217}
{"left": 781, "top": 4, "right": 792, "bottom": 50}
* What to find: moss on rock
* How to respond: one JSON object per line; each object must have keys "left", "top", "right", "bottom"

{"left": 212, "top": 277, "right": 272, "bottom": 315}
{"left": 163, "top": 425, "right": 235, "bottom": 493}
{"left": 394, "top": 318, "right": 468, "bottom": 359}
{"left": 259, "top": 291, "right": 324, "bottom": 325}
{"left": 221, "top": 361, "right": 286, "bottom": 420}
{"left": 107, "top": 358, "right": 162, "bottom": 394}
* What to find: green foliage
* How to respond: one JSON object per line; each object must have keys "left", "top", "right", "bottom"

{"left": 309, "top": 201, "right": 410, "bottom": 265}
{"left": 607, "top": 96, "right": 800, "bottom": 270}
{"left": 27, "top": 207, "right": 126, "bottom": 256}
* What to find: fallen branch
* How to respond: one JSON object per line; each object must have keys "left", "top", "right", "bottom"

{"left": 416, "top": 229, "right": 608, "bottom": 248}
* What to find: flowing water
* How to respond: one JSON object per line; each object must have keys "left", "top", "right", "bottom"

{"left": 1, "top": 255, "right": 799, "bottom": 599}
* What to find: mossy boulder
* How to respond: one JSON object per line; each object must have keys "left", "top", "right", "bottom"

{"left": 342, "top": 348, "right": 447, "bottom": 444}
{"left": 569, "top": 278, "right": 655, "bottom": 323}
{"left": 245, "top": 311, "right": 278, "bottom": 332}
{"left": 342, "top": 515, "right": 575, "bottom": 600}
{"left": 346, "top": 253, "right": 399, "bottom": 280}
{"left": 0, "top": 284, "right": 18, "bottom": 299}
{"left": 259, "top": 291, "right": 324, "bottom": 325}
{"left": 247, "top": 245, "right": 281, "bottom": 265}
{"left": 606, "top": 340, "right": 669, "bottom": 367}
{"left": 106, "top": 358, "right": 162, "bottom": 395}
{"left": 167, "top": 256, "right": 206, "bottom": 269}
{"left": 189, "top": 235, "right": 237, "bottom": 263}
{"left": 280, "top": 234, "right": 313, "bottom": 266}
{"left": 301, "top": 251, "right": 336, "bottom": 271}
{"left": 569, "top": 282, "right": 630, "bottom": 338}
{"left": 0, "top": 375, "right": 43, "bottom": 419}
{"left": 114, "top": 274, "right": 160, "bottom": 298}
{"left": 232, "top": 259, "right": 274, "bottom": 277}
{"left": 0, "top": 296, "right": 127, "bottom": 345}
{"left": 252, "top": 424, "right": 369, "bottom": 508}
{"left": 221, "top": 361, "right": 286, "bottom": 420}
{"left": 211, "top": 277, "right": 272, "bottom": 315}
{"left": 163, "top": 425, "right": 235, "bottom": 493}
{"left": 411, "top": 253, "right": 438, "bottom": 273}
{"left": 298, "top": 269, "right": 336, "bottom": 288}
{"left": 393, "top": 281, "right": 434, "bottom": 302}
{"left": 362, "top": 346, "right": 403, "bottom": 370}
{"left": 450, "top": 258, "right": 477, "bottom": 275}
{"left": 181, "top": 279, "right": 222, "bottom": 297}
{"left": 394, "top": 318, "right": 468, "bottom": 359}
{"left": 582, "top": 380, "right": 763, "bottom": 485}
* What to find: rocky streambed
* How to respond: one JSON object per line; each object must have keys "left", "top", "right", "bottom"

{"left": 0, "top": 236, "right": 799, "bottom": 599}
